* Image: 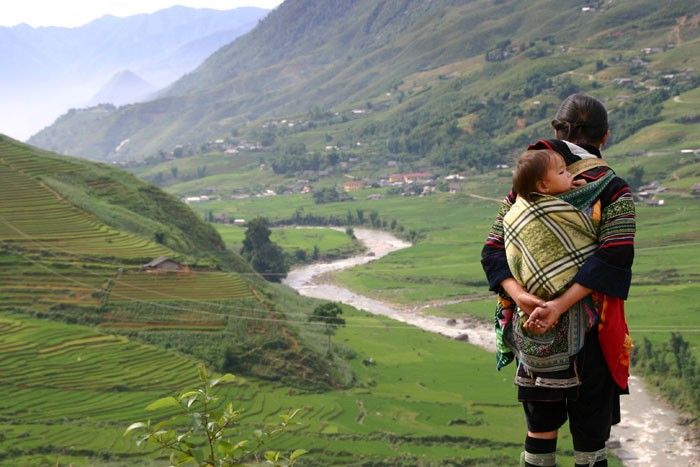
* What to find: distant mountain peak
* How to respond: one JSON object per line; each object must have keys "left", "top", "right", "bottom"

{"left": 88, "top": 70, "right": 157, "bottom": 107}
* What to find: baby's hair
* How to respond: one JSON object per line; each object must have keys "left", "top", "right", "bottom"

{"left": 512, "top": 149, "right": 560, "bottom": 201}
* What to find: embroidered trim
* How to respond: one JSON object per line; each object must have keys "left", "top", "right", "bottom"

{"left": 521, "top": 450, "right": 557, "bottom": 466}
{"left": 567, "top": 158, "right": 609, "bottom": 177}
{"left": 574, "top": 448, "right": 607, "bottom": 466}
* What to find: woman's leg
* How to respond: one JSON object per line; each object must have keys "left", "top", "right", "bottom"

{"left": 521, "top": 401, "right": 567, "bottom": 467}
{"left": 568, "top": 329, "right": 619, "bottom": 467}
{"left": 522, "top": 432, "right": 558, "bottom": 467}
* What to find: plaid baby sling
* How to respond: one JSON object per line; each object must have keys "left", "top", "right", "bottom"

{"left": 495, "top": 162, "right": 615, "bottom": 372}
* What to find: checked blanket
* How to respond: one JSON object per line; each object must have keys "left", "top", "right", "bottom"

{"left": 495, "top": 168, "right": 615, "bottom": 372}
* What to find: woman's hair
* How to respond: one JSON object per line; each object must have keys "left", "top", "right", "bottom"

{"left": 551, "top": 93, "right": 608, "bottom": 145}
{"left": 513, "top": 149, "right": 558, "bottom": 201}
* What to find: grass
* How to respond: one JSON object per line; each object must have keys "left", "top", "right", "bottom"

{"left": 215, "top": 224, "right": 361, "bottom": 259}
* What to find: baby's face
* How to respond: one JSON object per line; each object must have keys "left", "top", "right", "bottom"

{"left": 540, "top": 154, "right": 574, "bottom": 195}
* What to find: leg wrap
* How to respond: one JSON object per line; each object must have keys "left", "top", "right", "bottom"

{"left": 574, "top": 447, "right": 607, "bottom": 466}
{"left": 520, "top": 451, "right": 557, "bottom": 466}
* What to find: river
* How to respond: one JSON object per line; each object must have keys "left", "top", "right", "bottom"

{"left": 283, "top": 227, "right": 699, "bottom": 466}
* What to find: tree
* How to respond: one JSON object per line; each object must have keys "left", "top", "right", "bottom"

{"left": 125, "top": 364, "right": 306, "bottom": 466}
{"left": 308, "top": 302, "right": 346, "bottom": 353}
{"left": 240, "top": 217, "right": 288, "bottom": 282}
{"left": 627, "top": 165, "right": 645, "bottom": 190}
{"left": 368, "top": 210, "right": 380, "bottom": 227}
{"left": 312, "top": 187, "right": 341, "bottom": 204}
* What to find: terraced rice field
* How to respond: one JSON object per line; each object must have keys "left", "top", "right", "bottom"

{"left": 108, "top": 271, "right": 252, "bottom": 303}
{"left": 0, "top": 252, "right": 113, "bottom": 311}
{"left": 0, "top": 142, "right": 171, "bottom": 260}
{"left": 0, "top": 312, "right": 204, "bottom": 464}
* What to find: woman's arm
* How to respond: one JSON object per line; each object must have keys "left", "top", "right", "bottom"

{"left": 573, "top": 177, "right": 635, "bottom": 299}
{"left": 481, "top": 190, "right": 517, "bottom": 292}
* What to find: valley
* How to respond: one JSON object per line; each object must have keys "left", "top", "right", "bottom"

{"left": 2, "top": 0, "right": 700, "bottom": 465}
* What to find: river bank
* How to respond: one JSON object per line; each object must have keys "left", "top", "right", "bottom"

{"left": 283, "top": 227, "right": 699, "bottom": 466}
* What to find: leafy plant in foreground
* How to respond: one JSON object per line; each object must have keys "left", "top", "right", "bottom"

{"left": 125, "top": 364, "right": 306, "bottom": 466}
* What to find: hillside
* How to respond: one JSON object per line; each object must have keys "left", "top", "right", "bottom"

{"left": 29, "top": 0, "right": 700, "bottom": 170}
{"left": 0, "top": 134, "right": 345, "bottom": 391}
{"left": 1, "top": 6, "right": 268, "bottom": 140}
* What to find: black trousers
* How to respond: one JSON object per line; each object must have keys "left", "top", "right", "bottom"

{"left": 520, "top": 327, "right": 622, "bottom": 451}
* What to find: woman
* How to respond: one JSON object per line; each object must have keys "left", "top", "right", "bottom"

{"left": 481, "top": 93, "right": 635, "bottom": 467}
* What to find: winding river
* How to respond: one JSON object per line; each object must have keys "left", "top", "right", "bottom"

{"left": 283, "top": 228, "right": 699, "bottom": 466}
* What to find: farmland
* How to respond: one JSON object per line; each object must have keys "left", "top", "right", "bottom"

{"left": 1, "top": 307, "right": 621, "bottom": 466}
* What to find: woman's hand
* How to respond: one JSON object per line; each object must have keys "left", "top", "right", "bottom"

{"left": 525, "top": 283, "right": 593, "bottom": 334}
{"left": 525, "top": 300, "right": 566, "bottom": 334}
{"left": 515, "top": 292, "right": 546, "bottom": 316}
{"left": 500, "top": 278, "right": 545, "bottom": 315}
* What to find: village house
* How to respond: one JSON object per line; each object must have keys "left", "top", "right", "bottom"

{"left": 614, "top": 78, "right": 634, "bottom": 87}
{"left": 448, "top": 182, "right": 463, "bottom": 194}
{"left": 388, "top": 172, "right": 433, "bottom": 184}
{"left": 643, "top": 199, "right": 665, "bottom": 207}
{"left": 343, "top": 180, "right": 366, "bottom": 192}
{"left": 637, "top": 181, "right": 667, "bottom": 197}
{"left": 143, "top": 256, "right": 184, "bottom": 272}
{"left": 183, "top": 195, "right": 210, "bottom": 204}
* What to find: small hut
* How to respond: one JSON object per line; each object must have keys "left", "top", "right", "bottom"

{"left": 143, "top": 256, "right": 183, "bottom": 272}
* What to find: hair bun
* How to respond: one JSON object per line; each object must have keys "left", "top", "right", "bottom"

{"left": 551, "top": 119, "right": 572, "bottom": 132}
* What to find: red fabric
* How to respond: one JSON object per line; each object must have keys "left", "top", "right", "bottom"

{"left": 595, "top": 292, "right": 631, "bottom": 390}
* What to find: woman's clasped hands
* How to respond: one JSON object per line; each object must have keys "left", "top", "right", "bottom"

{"left": 524, "top": 300, "right": 566, "bottom": 334}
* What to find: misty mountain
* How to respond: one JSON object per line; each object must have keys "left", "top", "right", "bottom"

{"left": 0, "top": 5, "right": 269, "bottom": 140}
{"left": 88, "top": 70, "right": 157, "bottom": 107}
{"left": 29, "top": 0, "right": 700, "bottom": 164}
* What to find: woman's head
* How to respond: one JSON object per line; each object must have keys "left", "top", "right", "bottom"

{"left": 513, "top": 149, "right": 572, "bottom": 200}
{"left": 551, "top": 93, "right": 608, "bottom": 146}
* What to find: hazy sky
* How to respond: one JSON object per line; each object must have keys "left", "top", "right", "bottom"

{"left": 0, "top": 0, "right": 285, "bottom": 28}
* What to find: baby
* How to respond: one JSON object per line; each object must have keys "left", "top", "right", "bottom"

{"left": 512, "top": 149, "right": 583, "bottom": 200}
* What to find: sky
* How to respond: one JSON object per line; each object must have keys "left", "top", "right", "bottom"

{"left": 0, "top": 0, "right": 285, "bottom": 28}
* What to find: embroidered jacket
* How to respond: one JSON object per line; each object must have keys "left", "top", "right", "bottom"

{"left": 481, "top": 139, "right": 635, "bottom": 300}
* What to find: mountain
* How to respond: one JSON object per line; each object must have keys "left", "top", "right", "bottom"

{"left": 0, "top": 6, "right": 269, "bottom": 140}
{"left": 88, "top": 70, "right": 157, "bottom": 106}
{"left": 29, "top": 0, "right": 700, "bottom": 167}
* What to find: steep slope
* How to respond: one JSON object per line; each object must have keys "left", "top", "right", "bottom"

{"left": 28, "top": 0, "right": 700, "bottom": 163}
{"left": 0, "top": 134, "right": 346, "bottom": 390}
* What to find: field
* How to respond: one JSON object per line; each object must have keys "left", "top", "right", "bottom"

{"left": 215, "top": 224, "right": 362, "bottom": 260}
{"left": 0, "top": 306, "right": 626, "bottom": 467}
